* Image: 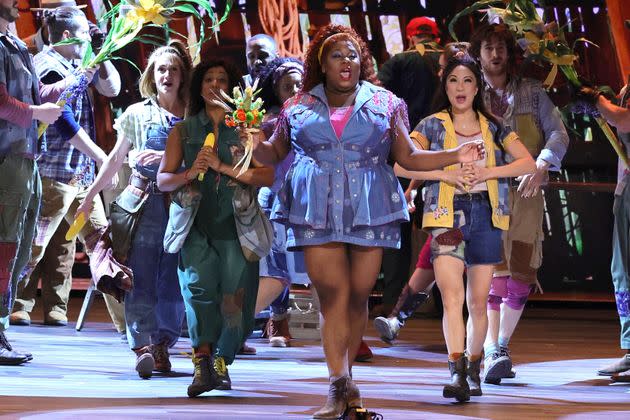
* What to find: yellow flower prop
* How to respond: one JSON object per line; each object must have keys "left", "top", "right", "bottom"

{"left": 61, "top": 0, "right": 234, "bottom": 239}
{"left": 218, "top": 78, "right": 266, "bottom": 178}
{"left": 449, "top": 0, "right": 628, "bottom": 168}
{"left": 126, "top": 0, "right": 170, "bottom": 25}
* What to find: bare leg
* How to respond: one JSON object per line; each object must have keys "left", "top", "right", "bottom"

{"left": 465, "top": 265, "right": 494, "bottom": 356}
{"left": 433, "top": 256, "right": 465, "bottom": 354}
{"left": 347, "top": 245, "right": 383, "bottom": 367}
{"left": 407, "top": 267, "right": 436, "bottom": 294}
{"left": 255, "top": 277, "right": 286, "bottom": 314}
{"left": 304, "top": 243, "right": 352, "bottom": 379}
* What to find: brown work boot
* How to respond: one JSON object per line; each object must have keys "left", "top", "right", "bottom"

{"left": 152, "top": 343, "right": 171, "bottom": 373}
{"left": 266, "top": 315, "right": 291, "bottom": 347}
{"left": 9, "top": 311, "right": 31, "bottom": 326}
{"left": 133, "top": 345, "right": 155, "bottom": 379}
{"left": 44, "top": 310, "right": 68, "bottom": 326}
{"left": 188, "top": 353, "right": 216, "bottom": 397}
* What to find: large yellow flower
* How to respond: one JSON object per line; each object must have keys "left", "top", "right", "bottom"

{"left": 126, "top": 0, "right": 172, "bottom": 25}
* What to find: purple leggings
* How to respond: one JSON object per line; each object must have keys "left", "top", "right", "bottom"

{"left": 487, "top": 275, "right": 533, "bottom": 311}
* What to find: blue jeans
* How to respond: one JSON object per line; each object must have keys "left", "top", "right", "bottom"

{"left": 612, "top": 186, "right": 630, "bottom": 349}
{"left": 430, "top": 192, "right": 503, "bottom": 266}
{"left": 125, "top": 193, "right": 185, "bottom": 349}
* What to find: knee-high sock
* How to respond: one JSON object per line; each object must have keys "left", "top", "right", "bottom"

{"left": 484, "top": 276, "right": 509, "bottom": 355}
{"left": 498, "top": 278, "right": 533, "bottom": 348}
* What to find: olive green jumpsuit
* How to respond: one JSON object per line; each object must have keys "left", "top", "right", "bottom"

{"left": 177, "top": 111, "right": 259, "bottom": 364}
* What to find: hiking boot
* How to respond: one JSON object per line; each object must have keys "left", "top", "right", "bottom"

{"left": 213, "top": 356, "right": 231, "bottom": 390}
{"left": 133, "top": 345, "right": 155, "bottom": 379}
{"left": 467, "top": 357, "right": 482, "bottom": 396}
{"left": 152, "top": 343, "right": 171, "bottom": 373}
{"left": 44, "top": 310, "right": 68, "bottom": 327}
{"left": 267, "top": 316, "right": 292, "bottom": 347}
{"left": 354, "top": 340, "right": 373, "bottom": 362}
{"left": 0, "top": 332, "right": 29, "bottom": 366}
{"left": 443, "top": 356, "right": 470, "bottom": 402}
{"left": 373, "top": 316, "right": 401, "bottom": 344}
{"left": 187, "top": 353, "right": 216, "bottom": 397}
{"left": 9, "top": 311, "right": 30, "bottom": 326}
{"left": 597, "top": 353, "right": 630, "bottom": 376}
{"left": 484, "top": 351, "right": 511, "bottom": 385}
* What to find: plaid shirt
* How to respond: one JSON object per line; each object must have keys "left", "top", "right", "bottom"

{"left": 0, "top": 31, "right": 41, "bottom": 158}
{"left": 33, "top": 46, "right": 95, "bottom": 187}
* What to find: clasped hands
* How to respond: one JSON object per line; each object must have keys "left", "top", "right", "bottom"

{"left": 188, "top": 147, "right": 222, "bottom": 181}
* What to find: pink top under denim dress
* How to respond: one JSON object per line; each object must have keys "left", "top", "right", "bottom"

{"left": 271, "top": 81, "right": 410, "bottom": 250}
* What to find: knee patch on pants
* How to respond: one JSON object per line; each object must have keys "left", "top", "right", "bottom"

{"left": 505, "top": 278, "right": 533, "bottom": 310}
{"left": 487, "top": 276, "right": 508, "bottom": 311}
{"left": 221, "top": 288, "right": 245, "bottom": 328}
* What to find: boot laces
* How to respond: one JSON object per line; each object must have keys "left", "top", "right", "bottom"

{"left": 214, "top": 356, "right": 227, "bottom": 376}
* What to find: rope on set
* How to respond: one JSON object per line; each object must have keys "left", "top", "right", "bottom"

{"left": 258, "top": 0, "right": 305, "bottom": 59}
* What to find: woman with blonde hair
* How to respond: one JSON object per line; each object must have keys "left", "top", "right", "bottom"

{"left": 76, "top": 40, "right": 191, "bottom": 379}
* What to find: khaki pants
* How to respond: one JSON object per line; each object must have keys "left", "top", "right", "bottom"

{"left": 14, "top": 177, "right": 125, "bottom": 329}
{"left": 494, "top": 186, "right": 544, "bottom": 285}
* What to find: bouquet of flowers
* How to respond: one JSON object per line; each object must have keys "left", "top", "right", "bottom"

{"left": 448, "top": 0, "right": 628, "bottom": 168}
{"left": 220, "top": 78, "right": 266, "bottom": 177}
{"left": 38, "top": 0, "right": 233, "bottom": 140}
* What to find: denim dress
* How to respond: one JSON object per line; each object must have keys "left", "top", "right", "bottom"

{"left": 271, "top": 81, "right": 410, "bottom": 250}
{"left": 123, "top": 107, "right": 185, "bottom": 350}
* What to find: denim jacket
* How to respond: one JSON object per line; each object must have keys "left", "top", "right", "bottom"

{"left": 483, "top": 77, "right": 569, "bottom": 171}
{"left": 271, "top": 81, "right": 410, "bottom": 237}
{"left": 411, "top": 111, "right": 518, "bottom": 231}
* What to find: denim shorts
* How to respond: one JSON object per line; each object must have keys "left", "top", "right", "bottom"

{"left": 429, "top": 192, "right": 503, "bottom": 266}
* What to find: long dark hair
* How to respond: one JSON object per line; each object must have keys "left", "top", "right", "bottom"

{"left": 431, "top": 54, "right": 505, "bottom": 154}
{"left": 188, "top": 59, "right": 242, "bottom": 116}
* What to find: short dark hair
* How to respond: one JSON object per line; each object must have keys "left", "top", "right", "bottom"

{"left": 469, "top": 23, "right": 517, "bottom": 73}
{"left": 45, "top": 7, "right": 86, "bottom": 44}
{"left": 188, "top": 59, "right": 242, "bottom": 116}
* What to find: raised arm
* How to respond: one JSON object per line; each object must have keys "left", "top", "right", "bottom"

{"left": 75, "top": 136, "right": 131, "bottom": 219}
{"left": 252, "top": 115, "right": 291, "bottom": 165}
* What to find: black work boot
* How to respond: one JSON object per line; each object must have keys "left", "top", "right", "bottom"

{"left": 467, "top": 357, "right": 483, "bottom": 396}
{"left": 443, "top": 356, "right": 470, "bottom": 402}
{"left": 373, "top": 285, "right": 429, "bottom": 343}
{"left": 0, "top": 331, "right": 29, "bottom": 365}
{"left": 212, "top": 355, "right": 232, "bottom": 390}
{"left": 187, "top": 353, "right": 216, "bottom": 397}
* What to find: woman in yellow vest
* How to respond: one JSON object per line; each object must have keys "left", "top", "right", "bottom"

{"left": 411, "top": 54, "right": 534, "bottom": 402}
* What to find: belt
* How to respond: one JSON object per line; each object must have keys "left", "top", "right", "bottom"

{"left": 129, "top": 172, "right": 161, "bottom": 194}
{"left": 453, "top": 191, "right": 489, "bottom": 201}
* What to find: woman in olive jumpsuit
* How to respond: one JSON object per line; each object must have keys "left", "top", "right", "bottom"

{"left": 157, "top": 59, "right": 274, "bottom": 397}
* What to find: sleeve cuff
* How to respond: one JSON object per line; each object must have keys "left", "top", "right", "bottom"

{"left": 410, "top": 131, "right": 429, "bottom": 150}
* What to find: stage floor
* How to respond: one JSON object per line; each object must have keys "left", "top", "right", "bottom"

{"left": 1, "top": 298, "right": 629, "bottom": 419}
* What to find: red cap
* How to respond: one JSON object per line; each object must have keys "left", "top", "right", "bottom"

{"left": 406, "top": 17, "right": 439, "bottom": 39}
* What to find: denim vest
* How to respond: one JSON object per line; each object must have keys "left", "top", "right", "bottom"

{"left": 483, "top": 77, "right": 568, "bottom": 171}
{"left": 411, "top": 111, "right": 518, "bottom": 230}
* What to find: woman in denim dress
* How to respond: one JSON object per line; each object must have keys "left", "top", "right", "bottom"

{"left": 77, "top": 41, "right": 190, "bottom": 379}
{"left": 157, "top": 60, "right": 274, "bottom": 397}
{"left": 252, "top": 24, "right": 484, "bottom": 418}
{"left": 414, "top": 55, "right": 534, "bottom": 401}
